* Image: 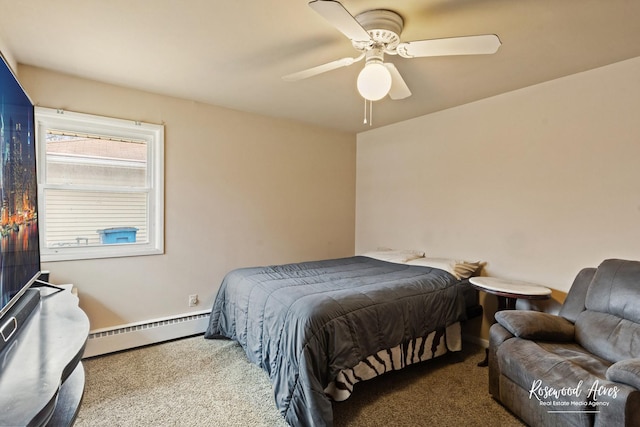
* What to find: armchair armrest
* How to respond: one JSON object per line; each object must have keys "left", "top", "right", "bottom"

{"left": 495, "top": 310, "right": 575, "bottom": 341}
{"left": 488, "top": 323, "right": 514, "bottom": 398}
{"left": 606, "top": 359, "right": 640, "bottom": 390}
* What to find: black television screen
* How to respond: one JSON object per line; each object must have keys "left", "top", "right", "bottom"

{"left": 0, "top": 55, "right": 40, "bottom": 321}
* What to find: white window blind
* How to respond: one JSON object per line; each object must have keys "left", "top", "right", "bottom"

{"left": 44, "top": 190, "right": 148, "bottom": 247}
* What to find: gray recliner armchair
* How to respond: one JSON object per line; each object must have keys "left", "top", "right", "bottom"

{"left": 489, "top": 259, "right": 640, "bottom": 427}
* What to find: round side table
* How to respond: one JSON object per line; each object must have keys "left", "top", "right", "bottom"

{"left": 469, "top": 276, "right": 551, "bottom": 366}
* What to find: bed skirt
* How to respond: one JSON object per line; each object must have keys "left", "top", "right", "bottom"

{"left": 324, "top": 322, "right": 462, "bottom": 401}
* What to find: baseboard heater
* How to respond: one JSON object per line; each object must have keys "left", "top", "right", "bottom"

{"left": 83, "top": 310, "right": 211, "bottom": 358}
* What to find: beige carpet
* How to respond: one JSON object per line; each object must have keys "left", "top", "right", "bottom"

{"left": 76, "top": 335, "right": 524, "bottom": 426}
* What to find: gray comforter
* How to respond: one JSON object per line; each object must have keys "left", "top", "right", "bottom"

{"left": 204, "top": 256, "right": 470, "bottom": 427}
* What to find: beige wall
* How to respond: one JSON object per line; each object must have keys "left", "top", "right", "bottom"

{"left": 16, "top": 55, "right": 640, "bottom": 340}
{"left": 0, "top": 37, "right": 17, "bottom": 74}
{"left": 19, "top": 65, "right": 356, "bottom": 330}
{"left": 356, "top": 56, "right": 640, "bottom": 339}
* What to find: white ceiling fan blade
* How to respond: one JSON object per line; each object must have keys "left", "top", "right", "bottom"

{"left": 282, "top": 55, "right": 363, "bottom": 81}
{"left": 397, "top": 34, "right": 501, "bottom": 58}
{"left": 384, "top": 63, "right": 411, "bottom": 100}
{"left": 308, "top": 0, "right": 372, "bottom": 42}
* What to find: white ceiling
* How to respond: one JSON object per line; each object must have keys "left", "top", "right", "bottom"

{"left": 1, "top": 0, "right": 640, "bottom": 133}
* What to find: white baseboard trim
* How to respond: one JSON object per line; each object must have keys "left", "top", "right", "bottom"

{"left": 463, "top": 333, "right": 489, "bottom": 349}
{"left": 84, "top": 315, "right": 489, "bottom": 358}
{"left": 83, "top": 310, "right": 211, "bottom": 358}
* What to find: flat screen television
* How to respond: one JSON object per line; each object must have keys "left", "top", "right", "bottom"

{"left": 0, "top": 54, "right": 41, "bottom": 323}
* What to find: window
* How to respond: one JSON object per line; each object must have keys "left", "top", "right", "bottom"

{"left": 35, "top": 107, "right": 164, "bottom": 261}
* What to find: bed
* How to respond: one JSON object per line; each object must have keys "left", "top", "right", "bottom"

{"left": 204, "top": 253, "right": 481, "bottom": 427}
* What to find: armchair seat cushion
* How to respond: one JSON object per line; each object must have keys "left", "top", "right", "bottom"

{"left": 498, "top": 339, "right": 612, "bottom": 393}
{"left": 497, "top": 338, "right": 637, "bottom": 421}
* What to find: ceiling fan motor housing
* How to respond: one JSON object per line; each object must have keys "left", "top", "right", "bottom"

{"left": 352, "top": 9, "right": 404, "bottom": 53}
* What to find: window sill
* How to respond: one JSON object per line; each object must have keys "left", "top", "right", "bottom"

{"left": 41, "top": 245, "right": 163, "bottom": 262}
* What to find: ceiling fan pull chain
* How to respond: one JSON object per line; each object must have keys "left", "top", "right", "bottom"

{"left": 363, "top": 98, "right": 367, "bottom": 124}
{"left": 362, "top": 99, "right": 376, "bottom": 126}
{"left": 362, "top": 99, "right": 374, "bottom": 126}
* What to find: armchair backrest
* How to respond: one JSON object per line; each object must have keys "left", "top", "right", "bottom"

{"left": 558, "top": 267, "right": 595, "bottom": 323}
{"left": 585, "top": 259, "right": 640, "bottom": 321}
{"left": 574, "top": 259, "right": 640, "bottom": 363}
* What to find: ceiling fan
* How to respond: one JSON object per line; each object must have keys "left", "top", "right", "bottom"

{"left": 283, "top": 0, "right": 501, "bottom": 102}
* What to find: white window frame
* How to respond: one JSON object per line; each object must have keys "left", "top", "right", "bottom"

{"left": 35, "top": 107, "right": 164, "bottom": 261}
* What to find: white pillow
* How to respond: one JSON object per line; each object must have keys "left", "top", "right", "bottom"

{"left": 406, "top": 257, "right": 483, "bottom": 280}
{"left": 361, "top": 249, "right": 425, "bottom": 264}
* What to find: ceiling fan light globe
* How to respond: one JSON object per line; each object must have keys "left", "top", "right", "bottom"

{"left": 357, "top": 62, "right": 392, "bottom": 101}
